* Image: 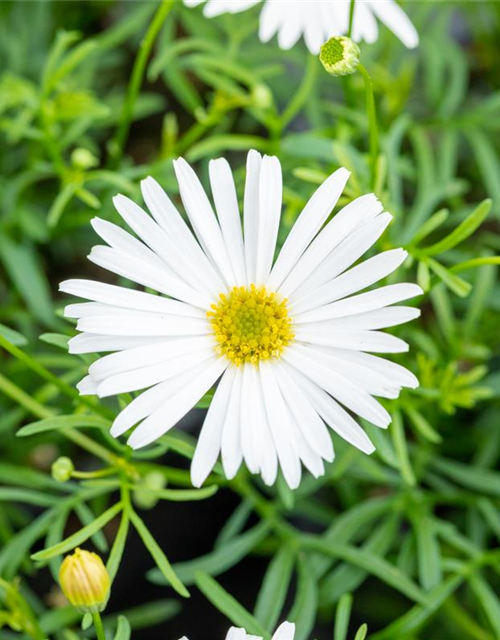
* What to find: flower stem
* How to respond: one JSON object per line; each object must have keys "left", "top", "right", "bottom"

{"left": 92, "top": 612, "right": 107, "bottom": 640}
{"left": 109, "top": 0, "right": 175, "bottom": 168}
{"left": 357, "top": 63, "right": 379, "bottom": 190}
{"left": 348, "top": 0, "right": 356, "bottom": 38}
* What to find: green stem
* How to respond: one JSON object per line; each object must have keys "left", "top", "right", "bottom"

{"left": 0, "top": 372, "right": 53, "bottom": 420}
{"left": 109, "top": 0, "right": 175, "bottom": 167}
{"left": 357, "top": 63, "right": 379, "bottom": 190}
{"left": 92, "top": 612, "right": 107, "bottom": 640}
{"left": 348, "top": 0, "right": 356, "bottom": 38}
{"left": 66, "top": 429, "right": 116, "bottom": 465}
{"left": 0, "top": 334, "right": 113, "bottom": 419}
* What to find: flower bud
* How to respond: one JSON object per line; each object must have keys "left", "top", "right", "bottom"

{"left": 51, "top": 456, "right": 74, "bottom": 482}
{"left": 71, "top": 147, "right": 99, "bottom": 170}
{"left": 320, "top": 36, "right": 360, "bottom": 77}
{"left": 133, "top": 470, "right": 166, "bottom": 510}
{"left": 59, "top": 548, "right": 110, "bottom": 613}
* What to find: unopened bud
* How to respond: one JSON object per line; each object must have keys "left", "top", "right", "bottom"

{"left": 320, "top": 36, "right": 360, "bottom": 77}
{"left": 71, "top": 147, "right": 99, "bottom": 170}
{"left": 52, "top": 456, "right": 74, "bottom": 482}
{"left": 59, "top": 548, "right": 110, "bottom": 613}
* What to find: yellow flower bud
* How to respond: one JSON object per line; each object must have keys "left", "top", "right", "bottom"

{"left": 320, "top": 36, "right": 360, "bottom": 77}
{"left": 59, "top": 548, "right": 110, "bottom": 613}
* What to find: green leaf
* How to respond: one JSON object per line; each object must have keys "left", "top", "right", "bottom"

{"left": 334, "top": 593, "right": 353, "bottom": 640}
{"left": 254, "top": 544, "right": 296, "bottom": 630}
{"left": 113, "top": 616, "right": 131, "bottom": 640}
{"left": 17, "top": 414, "right": 111, "bottom": 437}
{"left": 129, "top": 509, "right": 189, "bottom": 598}
{"left": 421, "top": 199, "right": 492, "bottom": 256}
{"left": 107, "top": 510, "right": 130, "bottom": 584}
{"left": 39, "top": 333, "right": 70, "bottom": 350}
{"left": 195, "top": 572, "right": 270, "bottom": 639}
{"left": 428, "top": 259, "right": 472, "bottom": 297}
{"left": 0, "top": 323, "right": 27, "bottom": 346}
{"left": 0, "top": 236, "right": 54, "bottom": 326}
{"left": 149, "top": 521, "right": 269, "bottom": 586}
{"left": 414, "top": 513, "right": 442, "bottom": 590}
{"left": 353, "top": 624, "right": 368, "bottom": 640}
{"left": 411, "top": 208, "right": 449, "bottom": 246}
{"left": 469, "top": 574, "right": 500, "bottom": 637}
{"left": 289, "top": 556, "right": 318, "bottom": 640}
{"left": 432, "top": 457, "right": 500, "bottom": 497}
{"left": 31, "top": 501, "right": 122, "bottom": 561}
{"left": 391, "top": 409, "right": 416, "bottom": 486}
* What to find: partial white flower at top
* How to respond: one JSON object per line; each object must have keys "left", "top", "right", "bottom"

{"left": 61, "top": 150, "right": 421, "bottom": 490}
{"left": 183, "top": 0, "right": 419, "bottom": 53}
{"left": 180, "top": 620, "right": 296, "bottom": 640}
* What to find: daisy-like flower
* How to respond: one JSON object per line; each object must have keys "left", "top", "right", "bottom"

{"left": 183, "top": 0, "right": 419, "bottom": 53}
{"left": 61, "top": 150, "right": 421, "bottom": 490}
{"left": 180, "top": 621, "right": 295, "bottom": 640}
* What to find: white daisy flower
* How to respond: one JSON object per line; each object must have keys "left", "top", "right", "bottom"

{"left": 183, "top": 0, "right": 419, "bottom": 53}
{"left": 179, "top": 620, "right": 296, "bottom": 640}
{"left": 61, "top": 150, "right": 421, "bottom": 490}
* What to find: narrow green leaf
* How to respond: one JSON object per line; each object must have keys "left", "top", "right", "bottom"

{"left": 353, "top": 624, "right": 368, "bottom": 640}
{"left": 411, "top": 208, "right": 449, "bottom": 246}
{"left": 391, "top": 409, "right": 416, "bottom": 486}
{"left": 421, "top": 199, "right": 491, "bottom": 256}
{"left": 129, "top": 509, "right": 189, "bottom": 598}
{"left": 469, "top": 574, "right": 500, "bottom": 637}
{"left": 195, "top": 572, "right": 270, "bottom": 639}
{"left": 0, "top": 323, "right": 28, "bottom": 346}
{"left": 289, "top": 556, "right": 318, "bottom": 640}
{"left": 254, "top": 544, "right": 296, "bottom": 630}
{"left": 107, "top": 510, "right": 130, "bottom": 584}
{"left": 428, "top": 259, "right": 472, "bottom": 297}
{"left": 334, "top": 593, "right": 353, "bottom": 640}
{"left": 18, "top": 414, "right": 111, "bottom": 437}
{"left": 32, "top": 502, "right": 122, "bottom": 561}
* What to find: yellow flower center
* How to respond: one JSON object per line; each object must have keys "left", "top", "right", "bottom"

{"left": 207, "top": 285, "right": 294, "bottom": 366}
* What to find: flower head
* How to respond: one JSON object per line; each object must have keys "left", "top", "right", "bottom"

{"left": 184, "top": 1, "right": 419, "bottom": 53}
{"left": 320, "top": 36, "right": 360, "bottom": 76}
{"left": 59, "top": 548, "right": 110, "bottom": 613}
{"left": 61, "top": 150, "right": 421, "bottom": 490}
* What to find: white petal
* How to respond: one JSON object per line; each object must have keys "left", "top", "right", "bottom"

{"left": 353, "top": 2, "right": 379, "bottom": 43}
{"left": 276, "top": 3, "right": 303, "bottom": 50}
{"left": 141, "top": 177, "right": 225, "bottom": 293}
{"left": 68, "top": 333, "right": 161, "bottom": 354}
{"left": 240, "top": 363, "right": 260, "bottom": 474}
{"left": 283, "top": 344, "right": 391, "bottom": 428}
{"left": 272, "top": 622, "right": 296, "bottom": 640}
{"left": 259, "top": 360, "right": 301, "bottom": 490}
{"left": 275, "top": 362, "right": 333, "bottom": 461}
{"left": 191, "top": 366, "right": 236, "bottom": 487}
{"left": 369, "top": 1, "right": 419, "bottom": 48}
{"left": 296, "top": 328, "right": 409, "bottom": 354}
{"left": 111, "top": 358, "right": 220, "bottom": 437}
{"left": 76, "top": 311, "right": 210, "bottom": 338}
{"left": 325, "top": 348, "right": 419, "bottom": 390}
{"left": 251, "top": 368, "right": 278, "bottom": 485}
{"left": 243, "top": 150, "right": 262, "bottom": 283}
{"left": 88, "top": 245, "right": 211, "bottom": 309}
{"left": 291, "top": 246, "right": 406, "bottom": 315}
{"left": 127, "top": 357, "right": 227, "bottom": 449}
{"left": 221, "top": 368, "right": 244, "bottom": 479}
{"left": 259, "top": 0, "right": 285, "bottom": 43}
{"left": 88, "top": 335, "right": 213, "bottom": 382}
{"left": 291, "top": 214, "right": 395, "bottom": 307}
{"left": 112, "top": 194, "right": 217, "bottom": 298}
{"left": 173, "top": 157, "right": 235, "bottom": 286}
{"left": 76, "top": 375, "right": 98, "bottom": 396}
{"left": 90, "top": 217, "right": 164, "bottom": 268}
{"left": 283, "top": 362, "right": 375, "bottom": 454}
{"left": 294, "top": 283, "right": 423, "bottom": 324}
{"left": 255, "top": 155, "right": 283, "bottom": 284}
{"left": 60, "top": 279, "right": 202, "bottom": 318}
{"left": 267, "top": 167, "right": 350, "bottom": 291}
{"left": 278, "top": 194, "right": 382, "bottom": 299}
{"left": 209, "top": 158, "right": 247, "bottom": 285}
{"left": 96, "top": 347, "right": 216, "bottom": 398}
{"left": 305, "top": 306, "right": 420, "bottom": 331}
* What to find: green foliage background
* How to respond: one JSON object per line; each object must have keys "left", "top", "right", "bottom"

{"left": 1, "top": 1, "right": 500, "bottom": 639}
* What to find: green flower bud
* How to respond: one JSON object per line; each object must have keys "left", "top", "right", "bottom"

{"left": 71, "top": 147, "right": 99, "bottom": 170}
{"left": 132, "top": 471, "right": 166, "bottom": 510}
{"left": 51, "top": 456, "right": 74, "bottom": 483}
{"left": 59, "top": 548, "right": 110, "bottom": 614}
{"left": 320, "top": 36, "right": 360, "bottom": 77}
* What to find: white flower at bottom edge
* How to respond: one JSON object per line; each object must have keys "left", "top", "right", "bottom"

{"left": 60, "top": 149, "right": 422, "bottom": 490}
{"left": 179, "top": 620, "right": 296, "bottom": 640}
{"left": 183, "top": 0, "right": 419, "bottom": 52}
